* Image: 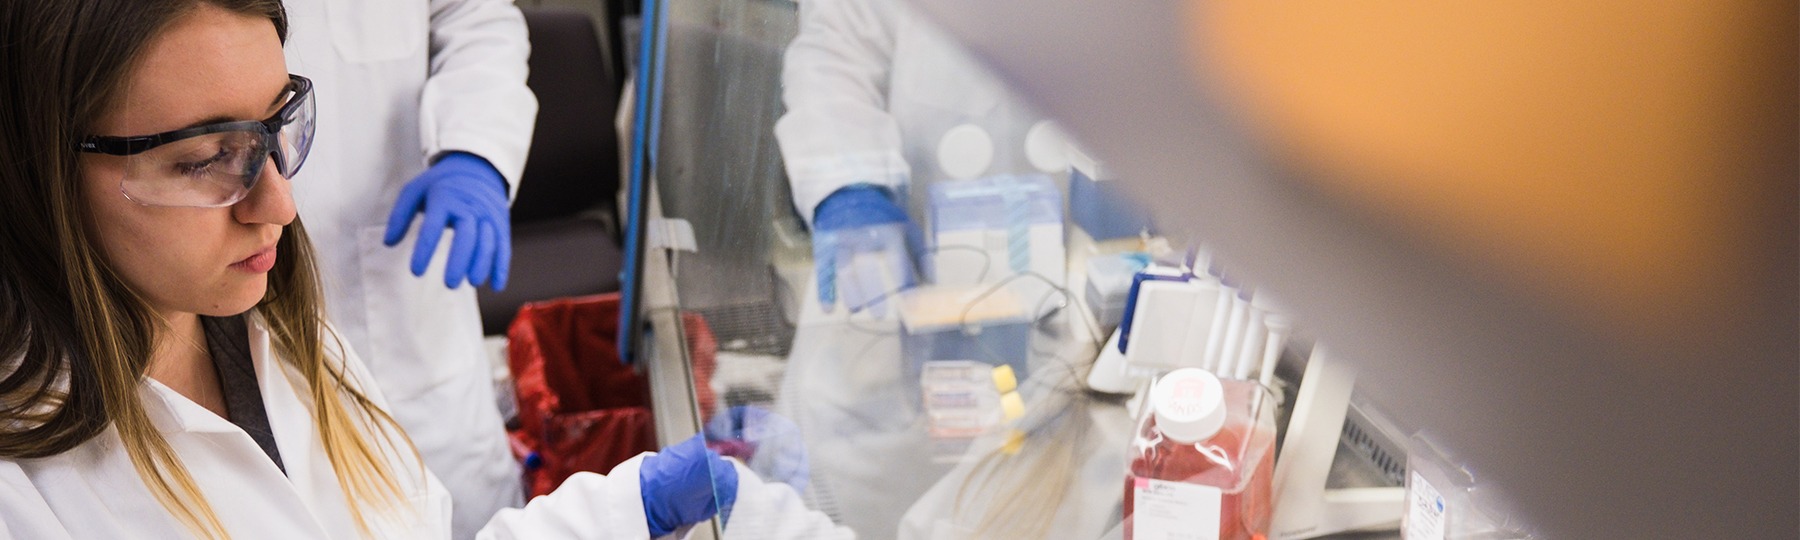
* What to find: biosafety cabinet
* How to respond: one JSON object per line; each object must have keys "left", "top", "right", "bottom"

{"left": 608, "top": 0, "right": 1797, "bottom": 538}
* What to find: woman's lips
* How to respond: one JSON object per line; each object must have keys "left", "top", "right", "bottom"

{"left": 230, "top": 247, "right": 277, "bottom": 273}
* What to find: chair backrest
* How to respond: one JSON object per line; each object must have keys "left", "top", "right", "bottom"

{"left": 512, "top": 7, "right": 621, "bottom": 226}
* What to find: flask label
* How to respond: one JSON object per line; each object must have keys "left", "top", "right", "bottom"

{"left": 1132, "top": 477, "right": 1221, "bottom": 540}
{"left": 1405, "top": 471, "right": 1448, "bottom": 540}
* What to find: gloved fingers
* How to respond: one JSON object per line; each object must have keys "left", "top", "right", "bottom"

{"left": 840, "top": 248, "right": 897, "bottom": 315}
{"left": 718, "top": 405, "right": 809, "bottom": 493}
{"left": 818, "top": 264, "right": 837, "bottom": 312}
{"left": 708, "top": 451, "right": 738, "bottom": 487}
{"left": 740, "top": 405, "right": 802, "bottom": 442}
{"left": 767, "top": 448, "right": 810, "bottom": 494}
{"left": 770, "top": 448, "right": 808, "bottom": 477}
{"left": 641, "top": 435, "right": 719, "bottom": 537}
{"left": 492, "top": 213, "right": 512, "bottom": 291}
{"left": 410, "top": 201, "right": 454, "bottom": 277}
{"left": 729, "top": 406, "right": 753, "bottom": 438}
{"left": 709, "top": 451, "right": 739, "bottom": 526}
{"left": 443, "top": 214, "right": 480, "bottom": 288}
{"left": 684, "top": 436, "right": 734, "bottom": 508}
{"left": 834, "top": 239, "right": 866, "bottom": 313}
{"left": 704, "top": 408, "right": 744, "bottom": 443}
{"left": 667, "top": 431, "right": 708, "bottom": 456}
{"left": 813, "top": 184, "right": 909, "bottom": 231}
{"left": 813, "top": 233, "right": 839, "bottom": 312}
{"left": 469, "top": 220, "right": 498, "bottom": 288}
{"left": 875, "top": 245, "right": 912, "bottom": 316}
{"left": 677, "top": 436, "right": 726, "bottom": 518}
{"left": 656, "top": 435, "right": 713, "bottom": 490}
{"left": 383, "top": 177, "right": 433, "bottom": 246}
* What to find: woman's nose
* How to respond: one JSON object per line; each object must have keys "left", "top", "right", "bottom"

{"left": 233, "top": 156, "right": 296, "bottom": 226}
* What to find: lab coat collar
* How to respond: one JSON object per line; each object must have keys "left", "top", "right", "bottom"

{"left": 141, "top": 311, "right": 275, "bottom": 435}
{"left": 142, "top": 376, "right": 241, "bottom": 435}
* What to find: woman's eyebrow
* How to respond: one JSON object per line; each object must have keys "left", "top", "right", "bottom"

{"left": 263, "top": 83, "right": 288, "bottom": 112}
{"left": 177, "top": 115, "right": 240, "bottom": 130}
{"left": 171, "top": 85, "right": 289, "bottom": 131}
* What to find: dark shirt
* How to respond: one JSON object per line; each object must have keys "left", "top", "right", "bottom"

{"left": 200, "top": 314, "right": 286, "bottom": 475}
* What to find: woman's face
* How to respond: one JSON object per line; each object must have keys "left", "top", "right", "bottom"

{"left": 80, "top": 4, "right": 296, "bottom": 318}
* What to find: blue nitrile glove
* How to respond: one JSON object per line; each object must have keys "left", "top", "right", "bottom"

{"left": 383, "top": 152, "right": 513, "bottom": 291}
{"left": 705, "top": 405, "right": 809, "bottom": 494}
{"left": 811, "top": 184, "right": 922, "bottom": 315}
{"left": 640, "top": 434, "right": 739, "bottom": 537}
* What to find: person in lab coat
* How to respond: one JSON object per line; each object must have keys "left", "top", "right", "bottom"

{"left": 770, "top": 0, "right": 1072, "bottom": 537}
{"left": 276, "top": 1, "right": 533, "bottom": 536}
{"left": 0, "top": 1, "right": 852, "bottom": 538}
{"left": 775, "top": 0, "right": 1074, "bottom": 313}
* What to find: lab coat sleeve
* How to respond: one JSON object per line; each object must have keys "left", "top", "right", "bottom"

{"left": 475, "top": 455, "right": 655, "bottom": 540}
{"left": 421, "top": 0, "right": 538, "bottom": 200}
{"left": 772, "top": 0, "right": 910, "bottom": 226}
{"left": 721, "top": 459, "right": 856, "bottom": 540}
{"left": 475, "top": 455, "right": 851, "bottom": 540}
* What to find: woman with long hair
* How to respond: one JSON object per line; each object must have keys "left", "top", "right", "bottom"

{"left": 0, "top": 1, "right": 845, "bottom": 537}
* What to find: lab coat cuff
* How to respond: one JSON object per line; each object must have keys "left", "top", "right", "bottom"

{"left": 792, "top": 168, "right": 908, "bottom": 228}
{"left": 606, "top": 453, "right": 655, "bottom": 540}
{"left": 429, "top": 145, "right": 524, "bottom": 202}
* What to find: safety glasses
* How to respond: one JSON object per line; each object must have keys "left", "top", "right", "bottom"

{"left": 77, "top": 74, "right": 315, "bottom": 208}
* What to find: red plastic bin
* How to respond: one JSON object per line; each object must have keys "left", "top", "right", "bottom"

{"left": 505, "top": 293, "right": 718, "bottom": 497}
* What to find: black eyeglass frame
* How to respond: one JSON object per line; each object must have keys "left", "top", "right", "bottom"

{"left": 76, "top": 74, "right": 313, "bottom": 178}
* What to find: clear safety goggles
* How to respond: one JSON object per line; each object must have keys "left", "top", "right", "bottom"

{"left": 77, "top": 74, "right": 315, "bottom": 208}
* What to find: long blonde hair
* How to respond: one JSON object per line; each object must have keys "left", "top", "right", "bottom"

{"left": 0, "top": 1, "right": 416, "bottom": 537}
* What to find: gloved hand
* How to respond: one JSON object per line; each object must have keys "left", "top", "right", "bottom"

{"left": 705, "top": 405, "right": 809, "bottom": 494}
{"left": 383, "top": 151, "right": 513, "bottom": 290}
{"left": 811, "top": 184, "right": 922, "bottom": 315}
{"left": 640, "top": 434, "right": 739, "bottom": 537}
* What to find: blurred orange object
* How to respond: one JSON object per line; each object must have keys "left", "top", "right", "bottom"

{"left": 1189, "top": 0, "right": 1792, "bottom": 341}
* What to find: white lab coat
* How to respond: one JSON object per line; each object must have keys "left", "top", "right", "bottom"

{"left": 773, "top": 0, "right": 1066, "bottom": 225}
{"left": 771, "top": 6, "right": 1072, "bottom": 533}
{"left": 776, "top": 314, "right": 943, "bottom": 540}
{"left": 280, "top": 1, "right": 536, "bottom": 537}
{"left": 0, "top": 314, "right": 851, "bottom": 540}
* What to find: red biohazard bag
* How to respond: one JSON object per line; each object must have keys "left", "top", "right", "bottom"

{"left": 504, "top": 293, "right": 718, "bottom": 497}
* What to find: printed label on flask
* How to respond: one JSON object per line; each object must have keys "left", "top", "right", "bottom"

{"left": 922, "top": 361, "right": 1000, "bottom": 438}
{"left": 1405, "top": 472, "right": 1448, "bottom": 540}
{"left": 1132, "top": 478, "right": 1221, "bottom": 540}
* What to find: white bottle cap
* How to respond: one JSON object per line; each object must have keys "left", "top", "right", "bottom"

{"left": 1150, "top": 368, "right": 1227, "bottom": 443}
{"left": 937, "top": 123, "right": 994, "bottom": 180}
{"left": 1024, "top": 120, "right": 1071, "bottom": 173}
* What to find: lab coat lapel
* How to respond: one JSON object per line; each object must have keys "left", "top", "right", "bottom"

{"left": 139, "top": 375, "right": 335, "bottom": 537}
{"left": 250, "top": 315, "right": 364, "bottom": 537}
{"left": 250, "top": 315, "right": 453, "bottom": 539}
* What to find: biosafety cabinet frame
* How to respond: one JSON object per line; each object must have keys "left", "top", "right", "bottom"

{"left": 617, "top": 0, "right": 1799, "bottom": 538}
